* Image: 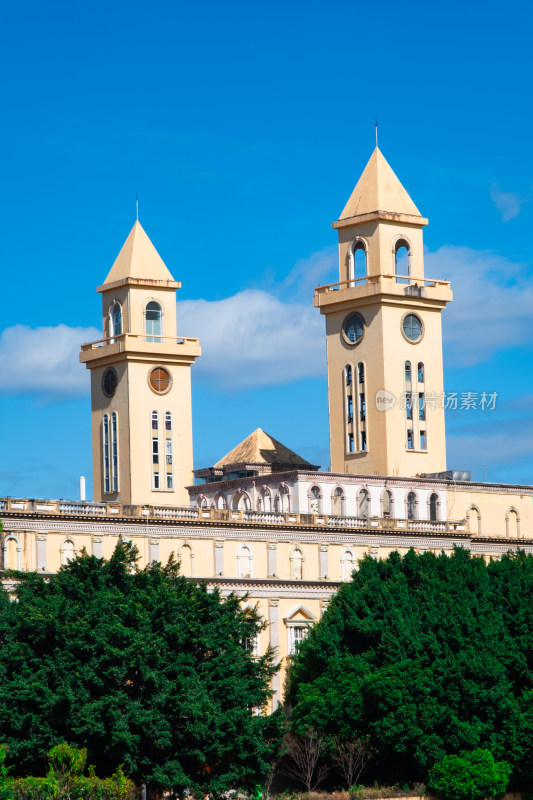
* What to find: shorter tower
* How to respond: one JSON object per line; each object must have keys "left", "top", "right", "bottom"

{"left": 80, "top": 221, "right": 201, "bottom": 506}
{"left": 314, "top": 149, "right": 452, "bottom": 478}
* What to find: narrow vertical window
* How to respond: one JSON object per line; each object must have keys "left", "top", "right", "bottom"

{"left": 407, "top": 491, "right": 417, "bottom": 520}
{"left": 359, "top": 392, "right": 366, "bottom": 421}
{"left": 347, "top": 395, "right": 353, "bottom": 423}
{"left": 152, "top": 411, "right": 160, "bottom": 489}
{"left": 429, "top": 493, "right": 439, "bottom": 522}
{"left": 405, "top": 361, "right": 412, "bottom": 385}
{"left": 348, "top": 433, "right": 355, "bottom": 453}
{"left": 407, "top": 430, "right": 414, "bottom": 450}
{"left": 360, "top": 431, "right": 367, "bottom": 451}
{"left": 358, "top": 362, "right": 365, "bottom": 384}
{"left": 420, "top": 430, "right": 427, "bottom": 450}
{"left": 351, "top": 241, "right": 367, "bottom": 285}
{"left": 406, "top": 393, "right": 413, "bottom": 420}
{"left": 145, "top": 302, "right": 163, "bottom": 342}
{"left": 418, "top": 362, "right": 424, "bottom": 382}
{"left": 103, "top": 414, "right": 110, "bottom": 494}
{"left": 111, "top": 412, "right": 119, "bottom": 492}
{"left": 419, "top": 393, "right": 426, "bottom": 421}
{"left": 165, "top": 411, "right": 173, "bottom": 490}
{"left": 110, "top": 302, "right": 122, "bottom": 339}
{"left": 395, "top": 240, "right": 410, "bottom": 284}
{"left": 345, "top": 365, "right": 352, "bottom": 386}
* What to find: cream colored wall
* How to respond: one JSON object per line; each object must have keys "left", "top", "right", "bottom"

{"left": 91, "top": 361, "right": 131, "bottom": 503}
{"left": 448, "top": 486, "right": 533, "bottom": 539}
{"left": 337, "top": 219, "right": 426, "bottom": 283}
{"left": 101, "top": 285, "right": 178, "bottom": 338}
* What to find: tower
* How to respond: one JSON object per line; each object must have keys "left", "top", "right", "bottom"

{"left": 80, "top": 221, "right": 201, "bottom": 506}
{"left": 314, "top": 148, "right": 452, "bottom": 477}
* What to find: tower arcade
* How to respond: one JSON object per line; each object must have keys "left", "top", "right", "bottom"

{"left": 79, "top": 221, "right": 201, "bottom": 506}
{"left": 314, "top": 148, "right": 452, "bottom": 477}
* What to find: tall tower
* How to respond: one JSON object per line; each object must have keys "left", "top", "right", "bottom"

{"left": 314, "top": 149, "right": 452, "bottom": 477}
{"left": 80, "top": 221, "right": 201, "bottom": 506}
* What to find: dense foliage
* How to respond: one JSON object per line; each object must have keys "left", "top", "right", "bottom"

{"left": 0, "top": 743, "right": 137, "bottom": 800}
{"left": 287, "top": 548, "right": 533, "bottom": 790}
{"left": 427, "top": 749, "right": 511, "bottom": 800}
{"left": 0, "top": 542, "right": 278, "bottom": 798}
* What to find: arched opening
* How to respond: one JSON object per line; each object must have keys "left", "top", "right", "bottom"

{"left": 429, "top": 493, "right": 439, "bottom": 522}
{"left": 180, "top": 544, "right": 193, "bottom": 576}
{"left": 259, "top": 487, "right": 272, "bottom": 513}
{"left": 145, "top": 301, "right": 163, "bottom": 342}
{"left": 291, "top": 548, "right": 303, "bottom": 580}
{"left": 418, "top": 362, "right": 425, "bottom": 383}
{"left": 407, "top": 491, "right": 417, "bottom": 520}
{"left": 110, "top": 302, "right": 122, "bottom": 340}
{"left": 395, "top": 239, "right": 410, "bottom": 284}
{"left": 405, "top": 361, "right": 412, "bottom": 385}
{"left": 214, "top": 493, "right": 226, "bottom": 510}
{"left": 358, "top": 488, "right": 370, "bottom": 518}
{"left": 382, "top": 489, "right": 393, "bottom": 518}
{"left": 351, "top": 240, "right": 367, "bottom": 285}
{"left": 341, "top": 549, "right": 356, "bottom": 581}
{"left": 238, "top": 545, "right": 252, "bottom": 578}
{"left": 345, "top": 364, "right": 352, "bottom": 386}
{"left": 232, "top": 491, "right": 251, "bottom": 512}
{"left": 197, "top": 495, "right": 208, "bottom": 508}
{"left": 467, "top": 506, "right": 481, "bottom": 536}
{"left": 358, "top": 362, "right": 365, "bottom": 384}
{"left": 279, "top": 485, "right": 290, "bottom": 513}
{"left": 332, "top": 487, "right": 345, "bottom": 516}
{"left": 309, "top": 486, "right": 322, "bottom": 514}
{"left": 61, "top": 539, "right": 76, "bottom": 566}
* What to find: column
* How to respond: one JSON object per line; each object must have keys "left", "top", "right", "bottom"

{"left": 267, "top": 542, "right": 277, "bottom": 577}
{"left": 269, "top": 598, "right": 281, "bottom": 707}
{"left": 319, "top": 543, "right": 328, "bottom": 579}
{"left": 214, "top": 540, "right": 224, "bottom": 575}
{"left": 37, "top": 533, "right": 47, "bottom": 572}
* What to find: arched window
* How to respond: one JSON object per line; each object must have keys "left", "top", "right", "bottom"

{"left": 351, "top": 240, "right": 367, "bottom": 285}
{"left": 358, "top": 362, "right": 365, "bottom": 384}
{"left": 345, "top": 364, "right": 352, "bottom": 386}
{"left": 232, "top": 491, "right": 251, "bottom": 512}
{"left": 259, "top": 487, "right": 272, "bottom": 513}
{"left": 418, "top": 362, "right": 424, "bottom": 382}
{"left": 291, "top": 548, "right": 303, "bottom": 580}
{"left": 197, "top": 495, "right": 208, "bottom": 508}
{"left": 332, "top": 487, "right": 345, "bottom": 516}
{"left": 279, "top": 485, "right": 290, "bottom": 513}
{"left": 506, "top": 508, "right": 520, "bottom": 538}
{"left": 309, "top": 486, "right": 322, "bottom": 514}
{"left": 111, "top": 412, "right": 119, "bottom": 492}
{"left": 429, "top": 493, "right": 439, "bottom": 522}
{"left": 165, "top": 411, "right": 173, "bottom": 490}
{"left": 467, "top": 505, "right": 481, "bottom": 536}
{"left": 180, "top": 544, "right": 193, "bottom": 577}
{"left": 145, "top": 301, "right": 163, "bottom": 342}
{"left": 4, "top": 536, "right": 21, "bottom": 571}
{"left": 151, "top": 411, "right": 160, "bottom": 489}
{"left": 407, "top": 491, "right": 417, "bottom": 520}
{"left": 358, "top": 488, "right": 370, "bottom": 518}
{"left": 110, "top": 302, "right": 122, "bottom": 339}
{"left": 341, "top": 549, "right": 356, "bottom": 581}
{"left": 61, "top": 539, "right": 76, "bottom": 566}
{"left": 382, "top": 489, "right": 393, "bottom": 518}
{"left": 405, "top": 361, "right": 412, "bottom": 385}
{"left": 238, "top": 545, "right": 253, "bottom": 578}
{"left": 395, "top": 239, "right": 410, "bottom": 284}
{"left": 102, "top": 413, "right": 110, "bottom": 494}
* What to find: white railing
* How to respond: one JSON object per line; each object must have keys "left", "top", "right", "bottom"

{"left": 315, "top": 274, "right": 450, "bottom": 295}
{"left": 81, "top": 333, "right": 199, "bottom": 351}
{"left": 58, "top": 502, "right": 107, "bottom": 515}
{"left": 327, "top": 515, "right": 367, "bottom": 529}
{"left": 153, "top": 506, "right": 199, "bottom": 520}
{"left": 243, "top": 511, "right": 285, "bottom": 524}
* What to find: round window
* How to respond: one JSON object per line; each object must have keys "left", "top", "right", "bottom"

{"left": 342, "top": 313, "right": 365, "bottom": 345}
{"left": 149, "top": 367, "right": 171, "bottom": 394}
{"left": 402, "top": 313, "right": 423, "bottom": 342}
{"left": 102, "top": 368, "right": 118, "bottom": 397}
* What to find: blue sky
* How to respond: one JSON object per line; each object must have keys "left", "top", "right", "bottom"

{"left": 1, "top": 0, "right": 532, "bottom": 499}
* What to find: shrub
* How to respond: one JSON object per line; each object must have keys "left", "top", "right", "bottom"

{"left": 428, "top": 749, "right": 511, "bottom": 800}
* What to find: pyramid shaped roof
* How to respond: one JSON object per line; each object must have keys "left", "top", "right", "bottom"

{"left": 103, "top": 221, "right": 176, "bottom": 286}
{"left": 338, "top": 148, "right": 422, "bottom": 221}
{"left": 214, "top": 428, "right": 314, "bottom": 470}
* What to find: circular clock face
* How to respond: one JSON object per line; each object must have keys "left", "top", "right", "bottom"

{"left": 342, "top": 313, "right": 365, "bottom": 345}
{"left": 402, "top": 313, "right": 423, "bottom": 342}
{"left": 102, "top": 368, "right": 118, "bottom": 397}
{"left": 149, "top": 367, "right": 171, "bottom": 394}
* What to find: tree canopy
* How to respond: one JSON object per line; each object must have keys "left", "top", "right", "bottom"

{"left": 0, "top": 541, "right": 278, "bottom": 798}
{"left": 287, "top": 547, "right": 533, "bottom": 791}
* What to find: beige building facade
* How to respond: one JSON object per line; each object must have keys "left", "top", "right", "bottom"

{"left": 2, "top": 147, "right": 533, "bottom": 707}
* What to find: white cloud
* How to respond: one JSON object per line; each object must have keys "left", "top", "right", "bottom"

{"left": 0, "top": 324, "right": 100, "bottom": 398}
{"left": 179, "top": 289, "right": 325, "bottom": 391}
{"left": 490, "top": 183, "right": 527, "bottom": 221}
{"left": 426, "top": 246, "right": 533, "bottom": 366}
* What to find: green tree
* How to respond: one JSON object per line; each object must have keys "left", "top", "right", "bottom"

{"left": 286, "top": 548, "right": 533, "bottom": 790}
{"left": 428, "top": 749, "right": 511, "bottom": 800}
{"left": 0, "top": 541, "right": 278, "bottom": 798}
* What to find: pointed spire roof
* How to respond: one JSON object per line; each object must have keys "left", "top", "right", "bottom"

{"left": 102, "top": 221, "right": 177, "bottom": 286}
{"left": 338, "top": 148, "right": 422, "bottom": 221}
{"left": 214, "top": 428, "right": 315, "bottom": 470}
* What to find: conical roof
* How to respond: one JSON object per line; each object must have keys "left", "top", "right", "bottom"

{"left": 215, "top": 428, "right": 314, "bottom": 469}
{"left": 339, "top": 148, "right": 422, "bottom": 221}
{"left": 103, "top": 221, "right": 176, "bottom": 285}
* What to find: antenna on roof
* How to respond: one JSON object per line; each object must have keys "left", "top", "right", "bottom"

{"left": 375, "top": 117, "right": 378, "bottom": 148}
{"left": 136, "top": 193, "right": 139, "bottom": 222}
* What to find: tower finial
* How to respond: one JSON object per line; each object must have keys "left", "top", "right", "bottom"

{"left": 375, "top": 117, "right": 378, "bottom": 149}
{"left": 136, "top": 193, "right": 139, "bottom": 222}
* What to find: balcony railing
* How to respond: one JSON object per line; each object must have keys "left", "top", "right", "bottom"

{"left": 0, "top": 497, "right": 467, "bottom": 534}
{"left": 314, "top": 274, "right": 450, "bottom": 295}
{"left": 80, "top": 333, "right": 200, "bottom": 352}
